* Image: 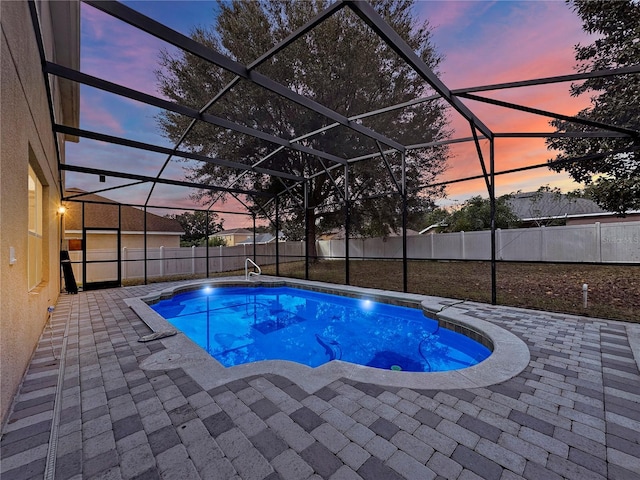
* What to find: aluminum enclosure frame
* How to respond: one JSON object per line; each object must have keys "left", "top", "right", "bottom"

{"left": 29, "top": 0, "right": 640, "bottom": 301}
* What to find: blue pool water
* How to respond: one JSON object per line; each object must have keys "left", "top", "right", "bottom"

{"left": 150, "top": 286, "right": 491, "bottom": 372}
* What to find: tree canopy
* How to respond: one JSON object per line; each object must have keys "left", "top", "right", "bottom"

{"left": 166, "top": 211, "right": 224, "bottom": 247}
{"left": 156, "top": 0, "right": 450, "bottom": 248}
{"left": 421, "top": 195, "right": 520, "bottom": 233}
{"left": 546, "top": 0, "right": 640, "bottom": 214}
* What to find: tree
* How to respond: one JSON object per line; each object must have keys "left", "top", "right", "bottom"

{"left": 208, "top": 236, "right": 227, "bottom": 247}
{"left": 156, "top": 0, "right": 450, "bottom": 255}
{"left": 166, "top": 211, "right": 224, "bottom": 247}
{"left": 418, "top": 207, "right": 449, "bottom": 231}
{"left": 429, "top": 195, "right": 520, "bottom": 233}
{"left": 546, "top": 0, "right": 640, "bottom": 214}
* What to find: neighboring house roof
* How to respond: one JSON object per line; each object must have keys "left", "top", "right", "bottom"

{"left": 214, "top": 228, "right": 252, "bottom": 236}
{"left": 64, "top": 189, "right": 184, "bottom": 233}
{"left": 507, "top": 192, "right": 608, "bottom": 221}
{"left": 237, "top": 233, "right": 276, "bottom": 244}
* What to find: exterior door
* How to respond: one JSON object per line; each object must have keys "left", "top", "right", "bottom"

{"left": 83, "top": 228, "right": 121, "bottom": 290}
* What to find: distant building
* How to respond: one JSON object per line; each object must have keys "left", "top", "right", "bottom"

{"left": 237, "top": 232, "right": 284, "bottom": 245}
{"left": 212, "top": 228, "right": 253, "bottom": 246}
{"left": 507, "top": 192, "right": 640, "bottom": 227}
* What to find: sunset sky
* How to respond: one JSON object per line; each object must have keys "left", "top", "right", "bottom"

{"left": 65, "top": 0, "right": 594, "bottom": 229}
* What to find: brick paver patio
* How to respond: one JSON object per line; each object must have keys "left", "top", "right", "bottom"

{"left": 1, "top": 281, "right": 639, "bottom": 479}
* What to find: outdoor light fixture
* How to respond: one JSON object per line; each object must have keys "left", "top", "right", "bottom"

{"left": 57, "top": 205, "right": 67, "bottom": 215}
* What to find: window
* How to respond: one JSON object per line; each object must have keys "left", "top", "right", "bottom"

{"left": 28, "top": 165, "right": 43, "bottom": 289}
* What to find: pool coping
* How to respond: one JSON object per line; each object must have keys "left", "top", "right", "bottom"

{"left": 124, "top": 276, "right": 530, "bottom": 392}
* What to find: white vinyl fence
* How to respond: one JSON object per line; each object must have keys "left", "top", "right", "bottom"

{"left": 69, "top": 242, "right": 305, "bottom": 284}
{"left": 68, "top": 221, "right": 639, "bottom": 284}
{"left": 317, "top": 221, "right": 640, "bottom": 264}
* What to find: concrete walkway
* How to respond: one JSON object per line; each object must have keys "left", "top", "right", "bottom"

{"left": 1, "top": 281, "right": 639, "bottom": 480}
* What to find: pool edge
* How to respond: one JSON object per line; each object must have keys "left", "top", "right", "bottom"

{"left": 125, "top": 276, "right": 530, "bottom": 392}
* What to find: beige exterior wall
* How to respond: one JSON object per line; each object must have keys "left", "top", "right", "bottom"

{"left": 218, "top": 233, "right": 250, "bottom": 247}
{"left": 566, "top": 214, "right": 640, "bottom": 226}
{"left": 0, "top": 1, "right": 79, "bottom": 424}
{"left": 65, "top": 231, "right": 182, "bottom": 249}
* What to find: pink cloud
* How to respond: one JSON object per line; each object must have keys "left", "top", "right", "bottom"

{"left": 81, "top": 3, "right": 175, "bottom": 99}
{"left": 419, "top": 1, "right": 489, "bottom": 31}
{"left": 430, "top": 2, "right": 590, "bottom": 89}
{"left": 416, "top": 1, "right": 598, "bottom": 200}
{"left": 80, "top": 94, "right": 125, "bottom": 135}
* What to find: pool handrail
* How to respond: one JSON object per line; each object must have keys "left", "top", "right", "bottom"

{"left": 245, "top": 258, "right": 261, "bottom": 281}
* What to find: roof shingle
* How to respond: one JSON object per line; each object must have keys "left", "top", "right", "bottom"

{"left": 64, "top": 189, "right": 184, "bottom": 233}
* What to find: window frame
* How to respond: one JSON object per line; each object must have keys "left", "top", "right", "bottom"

{"left": 28, "top": 164, "right": 44, "bottom": 290}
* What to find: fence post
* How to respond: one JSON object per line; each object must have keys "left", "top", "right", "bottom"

{"left": 461, "top": 231, "right": 465, "bottom": 260}
{"left": 159, "top": 246, "right": 164, "bottom": 277}
{"left": 595, "top": 222, "right": 602, "bottom": 263}
{"left": 430, "top": 234, "right": 434, "bottom": 259}
{"left": 191, "top": 245, "right": 196, "bottom": 274}
{"left": 540, "top": 226, "right": 546, "bottom": 261}
{"left": 219, "top": 245, "right": 223, "bottom": 272}
{"left": 496, "top": 228, "right": 502, "bottom": 261}
{"left": 122, "top": 247, "right": 127, "bottom": 281}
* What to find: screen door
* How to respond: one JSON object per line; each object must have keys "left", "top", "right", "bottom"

{"left": 82, "top": 228, "right": 121, "bottom": 290}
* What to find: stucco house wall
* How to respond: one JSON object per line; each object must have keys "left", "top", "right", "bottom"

{"left": 64, "top": 231, "right": 182, "bottom": 250}
{"left": 566, "top": 213, "right": 640, "bottom": 226}
{"left": 0, "top": 1, "right": 79, "bottom": 424}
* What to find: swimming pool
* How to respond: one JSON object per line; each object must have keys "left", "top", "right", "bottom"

{"left": 150, "top": 285, "right": 491, "bottom": 372}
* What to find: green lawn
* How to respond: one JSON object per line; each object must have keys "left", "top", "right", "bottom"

{"left": 259, "top": 260, "right": 639, "bottom": 323}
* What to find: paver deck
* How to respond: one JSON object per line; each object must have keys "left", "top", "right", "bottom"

{"left": 2, "top": 281, "right": 639, "bottom": 480}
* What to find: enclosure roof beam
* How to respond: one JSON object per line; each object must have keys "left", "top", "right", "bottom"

{"left": 276, "top": 93, "right": 443, "bottom": 148}
{"left": 262, "top": 64, "right": 640, "bottom": 153}
{"left": 412, "top": 145, "right": 640, "bottom": 193}
{"left": 164, "top": 0, "right": 350, "bottom": 209}
{"left": 346, "top": 0, "right": 493, "bottom": 140}
{"left": 457, "top": 92, "right": 640, "bottom": 137}
{"left": 347, "top": 65, "right": 640, "bottom": 124}
{"left": 62, "top": 196, "right": 252, "bottom": 216}
{"left": 60, "top": 164, "right": 273, "bottom": 198}
{"left": 407, "top": 136, "right": 479, "bottom": 150}
{"left": 54, "top": 124, "right": 304, "bottom": 182}
{"left": 494, "top": 132, "right": 632, "bottom": 138}
{"left": 85, "top": 0, "right": 405, "bottom": 153}
{"left": 169, "top": 1, "right": 344, "bottom": 210}
{"left": 346, "top": 136, "right": 479, "bottom": 164}
{"left": 202, "top": 0, "right": 348, "bottom": 109}
{"left": 452, "top": 64, "right": 640, "bottom": 95}
{"left": 64, "top": 182, "right": 147, "bottom": 201}
{"left": 373, "top": 65, "right": 640, "bottom": 120}
{"left": 276, "top": 178, "right": 305, "bottom": 209}
{"left": 45, "top": 62, "right": 348, "bottom": 167}
{"left": 269, "top": 131, "right": 476, "bottom": 196}
{"left": 376, "top": 140, "right": 402, "bottom": 194}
